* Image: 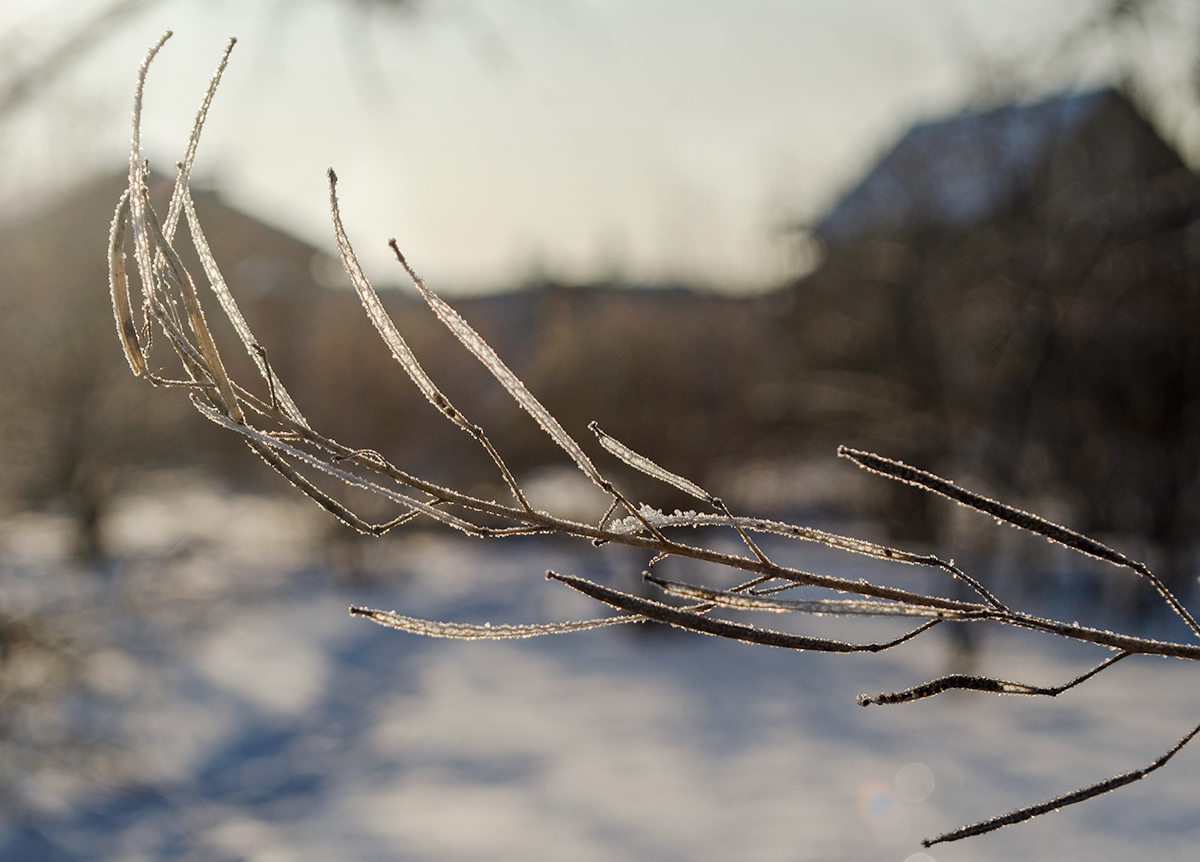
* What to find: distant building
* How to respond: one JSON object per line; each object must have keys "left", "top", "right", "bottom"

{"left": 784, "top": 88, "right": 1200, "bottom": 600}
{"left": 817, "top": 88, "right": 1198, "bottom": 245}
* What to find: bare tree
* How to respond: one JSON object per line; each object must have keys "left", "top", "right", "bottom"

{"left": 110, "top": 33, "right": 1200, "bottom": 848}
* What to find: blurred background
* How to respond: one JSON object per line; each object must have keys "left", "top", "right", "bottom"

{"left": 4, "top": 1, "right": 1200, "bottom": 859}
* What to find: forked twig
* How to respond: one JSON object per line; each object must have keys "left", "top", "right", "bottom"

{"left": 546, "top": 572, "right": 943, "bottom": 652}
{"left": 109, "top": 34, "right": 1200, "bottom": 849}
{"left": 589, "top": 420, "right": 773, "bottom": 565}
{"left": 330, "top": 172, "right": 531, "bottom": 512}
{"left": 839, "top": 447, "right": 1200, "bottom": 638}
{"left": 857, "top": 651, "right": 1131, "bottom": 706}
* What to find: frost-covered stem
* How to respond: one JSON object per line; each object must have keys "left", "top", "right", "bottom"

{"left": 110, "top": 33, "right": 1200, "bottom": 849}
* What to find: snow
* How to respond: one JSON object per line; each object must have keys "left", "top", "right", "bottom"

{"left": 2, "top": 479, "right": 1199, "bottom": 861}
{"left": 198, "top": 610, "right": 333, "bottom": 718}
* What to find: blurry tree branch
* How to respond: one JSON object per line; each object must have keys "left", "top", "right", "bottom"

{"left": 0, "top": 0, "right": 436, "bottom": 129}
{"left": 0, "top": 0, "right": 151, "bottom": 123}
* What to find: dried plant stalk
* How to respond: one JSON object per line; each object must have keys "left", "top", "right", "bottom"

{"left": 110, "top": 33, "right": 1200, "bottom": 848}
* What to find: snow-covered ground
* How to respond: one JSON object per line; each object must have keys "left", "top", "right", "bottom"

{"left": 2, "top": 474, "right": 1198, "bottom": 861}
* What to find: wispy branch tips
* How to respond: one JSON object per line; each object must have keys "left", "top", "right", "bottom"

{"left": 109, "top": 34, "right": 1200, "bottom": 850}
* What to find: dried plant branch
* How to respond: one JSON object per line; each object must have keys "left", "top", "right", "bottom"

{"left": 589, "top": 420, "right": 772, "bottom": 565}
{"left": 388, "top": 238, "right": 607, "bottom": 491}
{"left": 164, "top": 36, "right": 236, "bottom": 241}
{"left": 349, "top": 605, "right": 638, "bottom": 639}
{"left": 108, "top": 188, "right": 145, "bottom": 376}
{"left": 839, "top": 446, "right": 1200, "bottom": 638}
{"left": 183, "top": 184, "right": 308, "bottom": 427}
{"left": 643, "top": 572, "right": 994, "bottom": 620}
{"left": 923, "top": 720, "right": 1200, "bottom": 846}
{"left": 857, "top": 651, "right": 1132, "bottom": 706}
{"left": 546, "top": 572, "right": 943, "bottom": 652}
{"left": 590, "top": 420, "right": 711, "bottom": 501}
{"left": 109, "top": 34, "right": 1200, "bottom": 849}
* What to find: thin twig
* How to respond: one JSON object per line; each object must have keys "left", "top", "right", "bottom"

{"left": 839, "top": 447, "right": 1200, "bottom": 638}
{"left": 548, "top": 571, "right": 942, "bottom": 652}
{"left": 924, "top": 720, "right": 1200, "bottom": 846}
{"left": 858, "top": 651, "right": 1131, "bottom": 706}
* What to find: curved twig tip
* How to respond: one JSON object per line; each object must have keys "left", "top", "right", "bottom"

{"left": 388, "top": 238, "right": 406, "bottom": 264}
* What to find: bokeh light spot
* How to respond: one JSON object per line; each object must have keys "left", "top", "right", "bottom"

{"left": 854, "top": 779, "right": 908, "bottom": 837}
{"left": 896, "top": 762, "right": 935, "bottom": 802}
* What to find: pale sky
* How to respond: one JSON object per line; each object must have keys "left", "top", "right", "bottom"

{"left": 2, "top": 0, "right": 1190, "bottom": 293}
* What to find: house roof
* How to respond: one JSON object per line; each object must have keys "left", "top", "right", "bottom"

{"left": 816, "top": 89, "right": 1117, "bottom": 244}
